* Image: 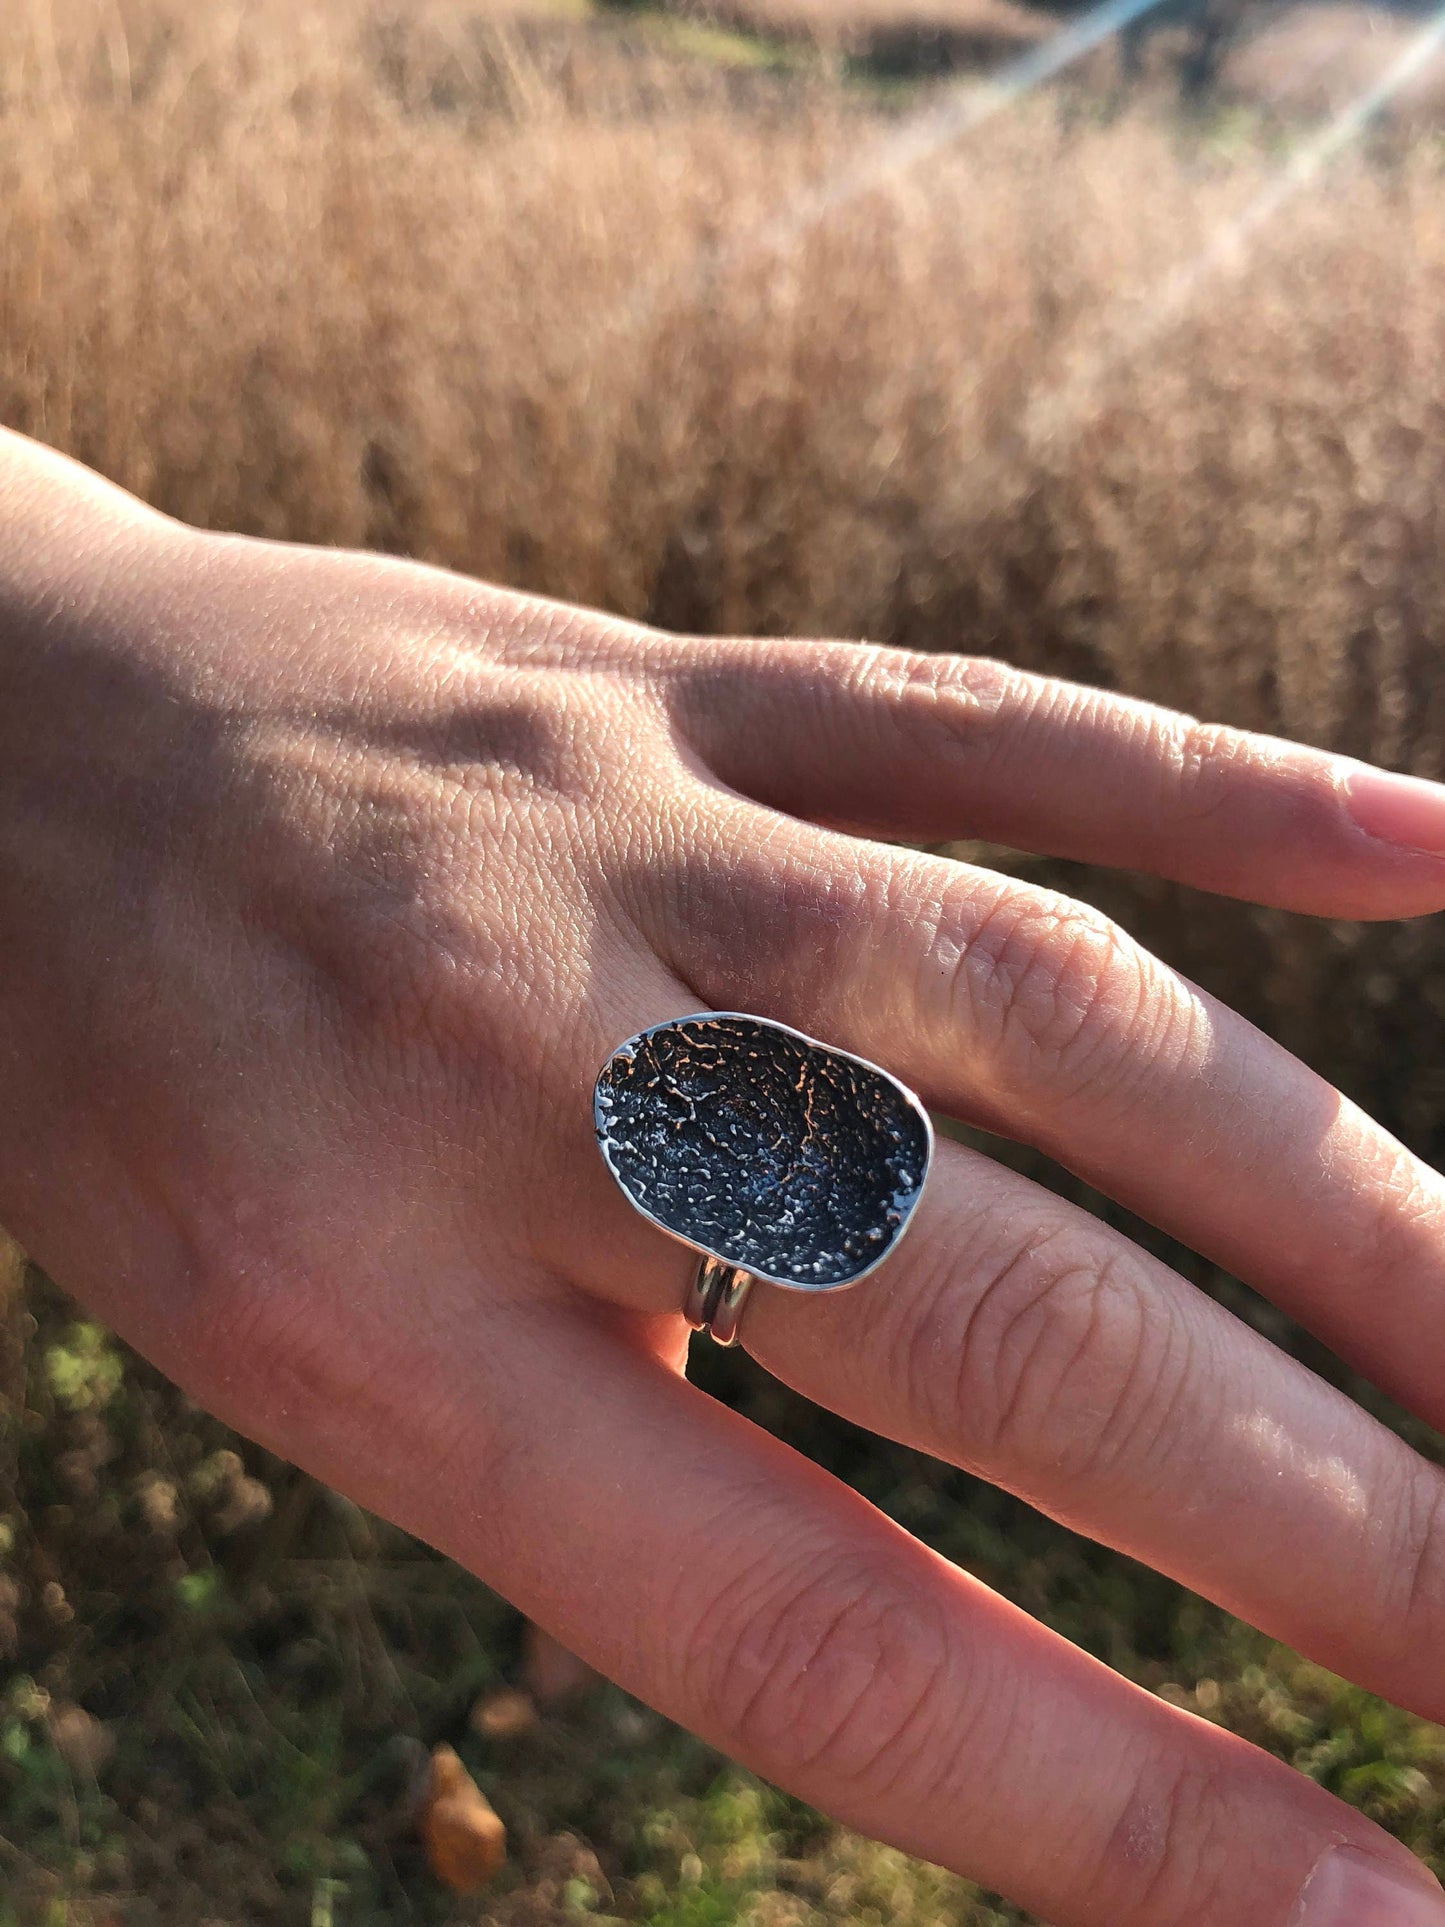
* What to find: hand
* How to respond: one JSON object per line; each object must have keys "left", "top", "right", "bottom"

{"left": 7, "top": 429, "right": 1445, "bottom": 1927}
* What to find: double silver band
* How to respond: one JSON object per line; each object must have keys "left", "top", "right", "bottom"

{"left": 682, "top": 1255, "right": 755, "bottom": 1348}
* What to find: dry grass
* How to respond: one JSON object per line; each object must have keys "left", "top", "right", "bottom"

{"left": 8, "top": 0, "right": 1445, "bottom": 1114}
{"left": 8, "top": 0, "right": 1445, "bottom": 1917}
{"left": 663, "top": 0, "right": 1054, "bottom": 74}
{"left": 8, "top": 0, "right": 1445, "bottom": 728}
{"left": 1221, "top": 3, "right": 1445, "bottom": 123}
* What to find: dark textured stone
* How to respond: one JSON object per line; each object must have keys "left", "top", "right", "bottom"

{"left": 594, "top": 1013, "right": 931, "bottom": 1290}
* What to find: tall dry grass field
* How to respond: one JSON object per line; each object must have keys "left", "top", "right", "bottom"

{"left": 7, "top": 1, "right": 1445, "bottom": 1919}
{"left": 7, "top": 0, "right": 1445, "bottom": 1120}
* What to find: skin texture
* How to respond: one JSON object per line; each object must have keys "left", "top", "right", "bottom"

{"left": 7, "top": 428, "right": 1445, "bottom": 1925}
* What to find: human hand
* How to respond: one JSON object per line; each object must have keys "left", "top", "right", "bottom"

{"left": 7, "top": 430, "right": 1445, "bottom": 1926}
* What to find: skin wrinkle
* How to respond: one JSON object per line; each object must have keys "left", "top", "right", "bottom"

{"left": 728, "top": 1585, "right": 891, "bottom": 1774}
{"left": 1392, "top": 1458, "right": 1445, "bottom": 1657}
{"left": 1171, "top": 717, "right": 1267, "bottom": 824}
{"left": 698, "top": 1546, "right": 957, "bottom": 1797}
{"left": 921, "top": 1219, "right": 1095, "bottom": 1469}
{"left": 1331, "top": 1127, "right": 1445, "bottom": 1302}
{"left": 844, "top": 645, "right": 1015, "bottom": 772}
{"left": 679, "top": 1532, "right": 833, "bottom": 1741}
{"left": 997, "top": 1253, "right": 1145, "bottom": 1485}
{"left": 1146, "top": 985, "right": 1221, "bottom": 1154}
{"left": 1146, "top": 707, "right": 1356, "bottom": 863}
{"left": 881, "top": 1216, "right": 999, "bottom": 1437}
{"left": 943, "top": 883, "right": 1142, "bottom": 1093}
{"left": 1061, "top": 1273, "right": 1196, "bottom": 1508}
{"left": 1021, "top": 931, "right": 1215, "bottom": 1150}
{"left": 969, "top": 1243, "right": 1145, "bottom": 1484}
{"left": 1015, "top": 902, "right": 1152, "bottom": 1097}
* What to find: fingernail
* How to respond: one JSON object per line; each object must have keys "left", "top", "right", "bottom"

{"left": 1345, "top": 765, "right": 1445, "bottom": 858}
{"left": 1290, "top": 1845, "right": 1445, "bottom": 1926}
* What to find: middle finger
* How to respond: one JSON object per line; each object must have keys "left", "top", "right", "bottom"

{"left": 639, "top": 804, "right": 1445, "bottom": 1716}
{"left": 666, "top": 794, "right": 1445, "bottom": 1429}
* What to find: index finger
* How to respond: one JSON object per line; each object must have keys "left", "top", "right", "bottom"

{"left": 665, "top": 637, "right": 1445, "bottom": 919}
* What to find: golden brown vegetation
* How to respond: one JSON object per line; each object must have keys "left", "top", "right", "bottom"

{"left": 9, "top": 0, "right": 1445, "bottom": 1119}
{"left": 1220, "top": 3, "right": 1445, "bottom": 123}
{"left": 7, "top": 0, "right": 1445, "bottom": 1919}
{"left": 7, "top": 0, "right": 1444, "bottom": 737}
{"left": 668, "top": 0, "right": 1052, "bottom": 73}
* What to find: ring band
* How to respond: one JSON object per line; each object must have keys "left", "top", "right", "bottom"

{"left": 683, "top": 1255, "right": 755, "bottom": 1348}
{"left": 594, "top": 1012, "right": 933, "bottom": 1348}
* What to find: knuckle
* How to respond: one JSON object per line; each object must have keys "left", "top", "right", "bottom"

{"left": 951, "top": 884, "right": 1153, "bottom": 1094}
{"left": 1100, "top": 1751, "right": 1239, "bottom": 1925}
{"left": 847, "top": 646, "right": 1021, "bottom": 761}
{"left": 1162, "top": 714, "right": 1258, "bottom": 826}
{"left": 319, "top": 884, "right": 445, "bottom": 1023}
{"left": 262, "top": 801, "right": 471, "bottom": 1047}
{"left": 933, "top": 877, "right": 1203, "bottom": 1106}
{"left": 898, "top": 1221, "right": 1182, "bottom": 1495}
{"left": 697, "top": 1550, "right": 954, "bottom": 1797}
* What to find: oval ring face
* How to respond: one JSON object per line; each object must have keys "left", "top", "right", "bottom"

{"left": 593, "top": 1013, "right": 934, "bottom": 1291}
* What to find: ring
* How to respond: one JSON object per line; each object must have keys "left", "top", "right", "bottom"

{"left": 593, "top": 1012, "right": 934, "bottom": 1347}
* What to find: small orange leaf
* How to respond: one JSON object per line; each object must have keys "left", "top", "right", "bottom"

{"left": 418, "top": 1743, "right": 506, "bottom": 1894}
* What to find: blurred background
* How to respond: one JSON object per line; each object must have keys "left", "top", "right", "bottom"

{"left": 6, "top": 0, "right": 1445, "bottom": 1918}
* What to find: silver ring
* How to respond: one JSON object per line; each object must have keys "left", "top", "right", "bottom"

{"left": 682, "top": 1256, "right": 755, "bottom": 1348}
{"left": 594, "top": 1012, "right": 933, "bottom": 1348}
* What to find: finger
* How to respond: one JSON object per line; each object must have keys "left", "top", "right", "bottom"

{"left": 666, "top": 802, "right": 1445, "bottom": 1437}
{"left": 665, "top": 637, "right": 1445, "bottom": 918}
{"left": 736, "top": 1128, "right": 1445, "bottom": 1729}
{"left": 193, "top": 1284, "right": 1445, "bottom": 1927}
